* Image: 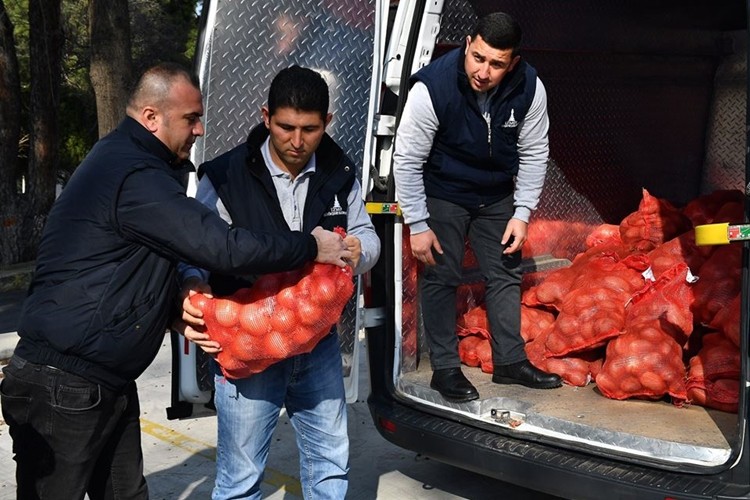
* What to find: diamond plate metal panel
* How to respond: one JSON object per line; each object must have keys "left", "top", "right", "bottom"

{"left": 702, "top": 31, "right": 747, "bottom": 194}
{"left": 193, "top": 0, "right": 374, "bottom": 388}
{"left": 196, "top": 0, "right": 375, "bottom": 174}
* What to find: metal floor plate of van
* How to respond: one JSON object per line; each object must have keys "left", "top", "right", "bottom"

{"left": 397, "top": 362, "right": 737, "bottom": 467}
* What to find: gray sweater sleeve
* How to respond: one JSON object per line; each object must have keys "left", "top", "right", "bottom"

{"left": 392, "top": 82, "right": 438, "bottom": 234}
{"left": 392, "top": 78, "right": 550, "bottom": 228}
{"left": 514, "top": 77, "right": 550, "bottom": 223}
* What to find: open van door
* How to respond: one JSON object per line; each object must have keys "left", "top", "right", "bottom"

{"left": 362, "top": 0, "right": 750, "bottom": 498}
{"left": 167, "top": 0, "right": 379, "bottom": 419}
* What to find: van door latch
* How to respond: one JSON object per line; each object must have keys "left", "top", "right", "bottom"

{"left": 490, "top": 409, "right": 525, "bottom": 428}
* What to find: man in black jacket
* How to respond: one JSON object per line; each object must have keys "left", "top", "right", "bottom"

{"left": 0, "top": 62, "right": 350, "bottom": 499}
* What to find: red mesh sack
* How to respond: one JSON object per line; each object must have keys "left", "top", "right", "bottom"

{"left": 522, "top": 219, "right": 596, "bottom": 260}
{"left": 526, "top": 330, "right": 602, "bottom": 387}
{"left": 709, "top": 293, "right": 741, "bottom": 347}
{"left": 682, "top": 189, "right": 744, "bottom": 226}
{"left": 686, "top": 378, "right": 740, "bottom": 413}
{"left": 691, "top": 244, "right": 742, "bottom": 324}
{"left": 568, "top": 252, "right": 649, "bottom": 295}
{"left": 458, "top": 334, "right": 483, "bottom": 367}
{"left": 686, "top": 332, "right": 741, "bottom": 412}
{"left": 522, "top": 244, "right": 640, "bottom": 311}
{"left": 458, "top": 334, "right": 493, "bottom": 373}
{"left": 457, "top": 305, "right": 490, "bottom": 339}
{"left": 476, "top": 338, "right": 493, "bottom": 374}
{"left": 521, "top": 305, "right": 556, "bottom": 343}
{"left": 544, "top": 286, "right": 627, "bottom": 357}
{"left": 690, "top": 332, "right": 741, "bottom": 381}
{"left": 540, "top": 250, "right": 647, "bottom": 356}
{"left": 646, "top": 231, "right": 708, "bottom": 279}
{"left": 595, "top": 326, "right": 687, "bottom": 403}
{"left": 619, "top": 188, "right": 692, "bottom": 251}
{"left": 585, "top": 223, "right": 623, "bottom": 249}
{"left": 191, "top": 260, "right": 354, "bottom": 379}
{"left": 624, "top": 263, "right": 697, "bottom": 346}
{"left": 710, "top": 200, "right": 746, "bottom": 228}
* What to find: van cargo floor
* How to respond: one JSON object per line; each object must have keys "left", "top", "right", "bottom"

{"left": 398, "top": 362, "right": 737, "bottom": 467}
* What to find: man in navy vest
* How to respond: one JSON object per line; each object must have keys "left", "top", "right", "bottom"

{"left": 393, "top": 12, "right": 562, "bottom": 402}
{"left": 179, "top": 66, "right": 380, "bottom": 499}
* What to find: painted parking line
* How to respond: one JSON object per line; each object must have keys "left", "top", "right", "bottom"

{"left": 140, "top": 418, "right": 303, "bottom": 497}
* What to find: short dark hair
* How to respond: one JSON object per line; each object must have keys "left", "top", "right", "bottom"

{"left": 267, "top": 65, "right": 329, "bottom": 120}
{"left": 127, "top": 62, "right": 200, "bottom": 112}
{"left": 471, "top": 12, "right": 522, "bottom": 54}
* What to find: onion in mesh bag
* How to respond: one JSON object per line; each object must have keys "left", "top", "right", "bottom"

{"left": 191, "top": 259, "right": 354, "bottom": 379}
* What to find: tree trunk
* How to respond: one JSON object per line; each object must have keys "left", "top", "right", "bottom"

{"left": 25, "top": 0, "right": 62, "bottom": 254}
{"left": 89, "top": 0, "right": 132, "bottom": 138}
{"left": 0, "top": 0, "right": 24, "bottom": 265}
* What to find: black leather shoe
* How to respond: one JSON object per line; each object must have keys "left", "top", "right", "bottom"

{"left": 492, "top": 360, "right": 563, "bottom": 389}
{"left": 430, "top": 368, "right": 479, "bottom": 402}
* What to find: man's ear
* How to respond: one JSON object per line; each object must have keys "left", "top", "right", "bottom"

{"left": 141, "top": 106, "right": 159, "bottom": 133}
{"left": 324, "top": 112, "right": 333, "bottom": 128}
{"left": 262, "top": 106, "right": 271, "bottom": 129}
{"left": 509, "top": 55, "right": 521, "bottom": 72}
{"left": 464, "top": 35, "right": 472, "bottom": 54}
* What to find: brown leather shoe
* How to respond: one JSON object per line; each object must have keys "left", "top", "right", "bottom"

{"left": 430, "top": 368, "right": 479, "bottom": 402}
{"left": 492, "top": 360, "right": 563, "bottom": 389}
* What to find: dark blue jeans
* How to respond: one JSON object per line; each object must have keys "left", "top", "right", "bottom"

{"left": 0, "top": 355, "right": 148, "bottom": 499}
{"left": 421, "top": 196, "right": 526, "bottom": 370}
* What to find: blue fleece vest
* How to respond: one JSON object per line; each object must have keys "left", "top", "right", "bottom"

{"left": 200, "top": 124, "right": 355, "bottom": 296}
{"left": 411, "top": 47, "right": 537, "bottom": 208}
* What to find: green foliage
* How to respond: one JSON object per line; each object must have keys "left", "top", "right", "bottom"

{"left": 5, "top": 0, "right": 201, "bottom": 180}
{"left": 131, "top": 0, "right": 200, "bottom": 72}
{"left": 58, "top": 84, "right": 96, "bottom": 176}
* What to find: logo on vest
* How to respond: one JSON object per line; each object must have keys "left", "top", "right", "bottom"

{"left": 324, "top": 195, "right": 347, "bottom": 217}
{"left": 502, "top": 109, "right": 518, "bottom": 128}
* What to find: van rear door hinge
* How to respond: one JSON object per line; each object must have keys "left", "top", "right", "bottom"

{"left": 360, "top": 306, "right": 386, "bottom": 328}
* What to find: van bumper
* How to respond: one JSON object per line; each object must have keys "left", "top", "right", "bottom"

{"left": 367, "top": 391, "right": 750, "bottom": 500}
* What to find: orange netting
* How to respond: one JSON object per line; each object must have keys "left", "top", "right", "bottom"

{"left": 619, "top": 188, "right": 692, "bottom": 251}
{"left": 432, "top": 189, "right": 743, "bottom": 410}
{"left": 709, "top": 293, "right": 741, "bottom": 348}
{"left": 691, "top": 244, "right": 742, "bottom": 325}
{"left": 686, "top": 332, "right": 741, "bottom": 412}
{"left": 191, "top": 259, "right": 354, "bottom": 379}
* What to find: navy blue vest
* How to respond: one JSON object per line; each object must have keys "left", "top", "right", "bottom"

{"left": 201, "top": 124, "right": 355, "bottom": 296}
{"left": 411, "top": 47, "right": 537, "bottom": 208}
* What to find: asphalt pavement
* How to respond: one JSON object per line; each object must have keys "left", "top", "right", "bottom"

{"left": 0, "top": 270, "right": 559, "bottom": 499}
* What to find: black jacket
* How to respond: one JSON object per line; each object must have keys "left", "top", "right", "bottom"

{"left": 15, "top": 117, "right": 318, "bottom": 390}
{"left": 201, "top": 123, "right": 355, "bottom": 296}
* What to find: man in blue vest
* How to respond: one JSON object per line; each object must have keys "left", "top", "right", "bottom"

{"left": 393, "top": 11, "right": 562, "bottom": 402}
{"left": 179, "top": 66, "right": 379, "bottom": 499}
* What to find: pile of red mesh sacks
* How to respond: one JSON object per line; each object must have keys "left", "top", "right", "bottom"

{"left": 453, "top": 188, "right": 743, "bottom": 412}
{"left": 191, "top": 260, "right": 354, "bottom": 379}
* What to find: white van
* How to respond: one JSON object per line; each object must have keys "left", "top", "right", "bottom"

{"left": 171, "top": 1, "right": 750, "bottom": 498}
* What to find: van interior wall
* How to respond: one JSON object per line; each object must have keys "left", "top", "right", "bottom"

{"left": 445, "top": 0, "right": 749, "bottom": 224}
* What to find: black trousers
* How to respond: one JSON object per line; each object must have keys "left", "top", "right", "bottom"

{"left": 420, "top": 196, "right": 527, "bottom": 370}
{"left": 0, "top": 355, "right": 148, "bottom": 500}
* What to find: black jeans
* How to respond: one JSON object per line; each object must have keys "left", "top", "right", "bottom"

{"left": 421, "top": 196, "right": 526, "bottom": 370}
{"left": 0, "top": 355, "right": 148, "bottom": 500}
